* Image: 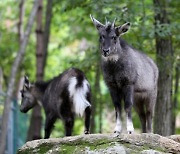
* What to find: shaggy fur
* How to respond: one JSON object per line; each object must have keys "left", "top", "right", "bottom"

{"left": 91, "top": 15, "right": 158, "bottom": 134}
{"left": 20, "top": 68, "right": 91, "bottom": 138}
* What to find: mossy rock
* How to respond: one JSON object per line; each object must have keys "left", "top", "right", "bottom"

{"left": 17, "top": 133, "right": 180, "bottom": 154}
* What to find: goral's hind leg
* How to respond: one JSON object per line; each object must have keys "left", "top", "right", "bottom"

{"left": 145, "top": 97, "right": 155, "bottom": 133}
{"left": 84, "top": 106, "right": 91, "bottom": 134}
{"left": 64, "top": 116, "right": 74, "bottom": 136}
{"left": 134, "top": 100, "right": 147, "bottom": 133}
{"left": 44, "top": 113, "right": 57, "bottom": 139}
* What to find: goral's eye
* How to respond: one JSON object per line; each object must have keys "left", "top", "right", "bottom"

{"left": 100, "top": 35, "right": 105, "bottom": 39}
{"left": 20, "top": 90, "right": 24, "bottom": 97}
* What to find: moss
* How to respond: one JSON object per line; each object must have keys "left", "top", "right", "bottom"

{"left": 56, "top": 140, "right": 115, "bottom": 154}
{"left": 18, "top": 143, "right": 55, "bottom": 154}
{"left": 17, "top": 148, "right": 34, "bottom": 154}
{"left": 57, "top": 142, "right": 110, "bottom": 153}
{"left": 59, "top": 145, "right": 76, "bottom": 154}
{"left": 153, "top": 146, "right": 166, "bottom": 153}
{"left": 18, "top": 141, "right": 166, "bottom": 154}
{"left": 96, "top": 142, "right": 114, "bottom": 150}
{"left": 38, "top": 144, "right": 54, "bottom": 154}
{"left": 18, "top": 135, "right": 171, "bottom": 153}
{"left": 136, "top": 143, "right": 165, "bottom": 152}
{"left": 116, "top": 141, "right": 165, "bottom": 153}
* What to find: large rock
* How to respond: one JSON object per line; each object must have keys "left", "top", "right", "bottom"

{"left": 17, "top": 133, "right": 180, "bottom": 154}
{"left": 168, "top": 135, "right": 180, "bottom": 143}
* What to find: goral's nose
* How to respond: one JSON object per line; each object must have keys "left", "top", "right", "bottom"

{"left": 103, "top": 49, "right": 110, "bottom": 57}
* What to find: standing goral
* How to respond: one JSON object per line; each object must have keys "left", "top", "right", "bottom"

{"left": 90, "top": 15, "right": 158, "bottom": 134}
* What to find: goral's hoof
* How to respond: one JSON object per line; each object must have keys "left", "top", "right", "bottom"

{"left": 113, "top": 131, "right": 121, "bottom": 137}
{"left": 127, "top": 131, "right": 134, "bottom": 134}
{"left": 84, "top": 130, "right": 90, "bottom": 134}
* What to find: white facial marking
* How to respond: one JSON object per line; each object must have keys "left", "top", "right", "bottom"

{"left": 68, "top": 77, "right": 91, "bottom": 117}
{"left": 102, "top": 54, "right": 119, "bottom": 62}
{"left": 114, "top": 112, "right": 122, "bottom": 132}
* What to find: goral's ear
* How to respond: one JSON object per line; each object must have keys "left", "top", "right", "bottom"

{"left": 115, "top": 22, "right": 131, "bottom": 36}
{"left": 90, "top": 14, "right": 105, "bottom": 31}
{"left": 24, "top": 75, "right": 30, "bottom": 88}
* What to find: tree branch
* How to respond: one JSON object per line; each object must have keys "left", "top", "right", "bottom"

{"left": 0, "top": 1, "right": 39, "bottom": 153}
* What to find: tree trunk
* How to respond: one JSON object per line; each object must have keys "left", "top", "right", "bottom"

{"left": 0, "top": 1, "right": 39, "bottom": 153}
{"left": 153, "top": 0, "right": 174, "bottom": 136}
{"left": 27, "top": 0, "right": 43, "bottom": 141}
{"left": 0, "top": 67, "right": 3, "bottom": 93}
{"left": 172, "top": 62, "right": 179, "bottom": 134}
{"left": 26, "top": 105, "right": 42, "bottom": 140}
{"left": 27, "top": 0, "right": 53, "bottom": 141}
{"left": 99, "top": 94, "right": 103, "bottom": 133}
{"left": 16, "top": 0, "right": 25, "bottom": 99}
{"left": 43, "top": 0, "right": 53, "bottom": 69}
{"left": 18, "top": 0, "right": 25, "bottom": 44}
{"left": 36, "top": 0, "right": 44, "bottom": 81}
{"left": 98, "top": 70, "right": 102, "bottom": 133}
{"left": 91, "top": 62, "right": 101, "bottom": 133}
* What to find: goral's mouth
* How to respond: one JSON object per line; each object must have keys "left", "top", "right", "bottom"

{"left": 20, "top": 107, "right": 29, "bottom": 113}
{"left": 102, "top": 54, "right": 119, "bottom": 62}
{"left": 102, "top": 52, "right": 110, "bottom": 57}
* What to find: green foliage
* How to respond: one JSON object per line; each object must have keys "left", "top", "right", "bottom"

{"left": 0, "top": 2, "right": 19, "bottom": 87}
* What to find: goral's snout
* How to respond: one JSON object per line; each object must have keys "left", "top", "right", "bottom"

{"left": 103, "top": 48, "right": 110, "bottom": 57}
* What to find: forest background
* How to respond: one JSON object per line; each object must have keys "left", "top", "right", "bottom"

{"left": 0, "top": 0, "right": 179, "bottom": 153}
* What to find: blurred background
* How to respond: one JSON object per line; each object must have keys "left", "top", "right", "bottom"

{"left": 0, "top": 0, "right": 179, "bottom": 153}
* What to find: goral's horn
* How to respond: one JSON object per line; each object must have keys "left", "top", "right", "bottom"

{"left": 105, "top": 17, "right": 108, "bottom": 25}
{"left": 112, "top": 18, "right": 117, "bottom": 27}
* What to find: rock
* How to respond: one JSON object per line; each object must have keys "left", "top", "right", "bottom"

{"left": 17, "top": 133, "right": 180, "bottom": 154}
{"left": 168, "top": 135, "right": 180, "bottom": 143}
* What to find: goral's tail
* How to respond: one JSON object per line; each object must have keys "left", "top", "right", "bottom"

{"left": 68, "top": 77, "right": 91, "bottom": 117}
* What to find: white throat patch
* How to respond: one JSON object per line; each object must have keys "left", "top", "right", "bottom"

{"left": 102, "top": 54, "right": 119, "bottom": 62}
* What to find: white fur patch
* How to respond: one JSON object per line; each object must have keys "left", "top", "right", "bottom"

{"left": 102, "top": 54, "right": 119, "bottom": 62}
{"left": 68, "top": 77, "right": 91, "bottom": 117}
{"left": 126, "top": 116, "right": 134, "bottom": 133}
{"left": 114, "top": 112, "right": 122, "bottom": 132}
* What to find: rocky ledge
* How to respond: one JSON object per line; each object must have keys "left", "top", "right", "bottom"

{"left": 17, "top": 133, "right": 180, "bottom": 154}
